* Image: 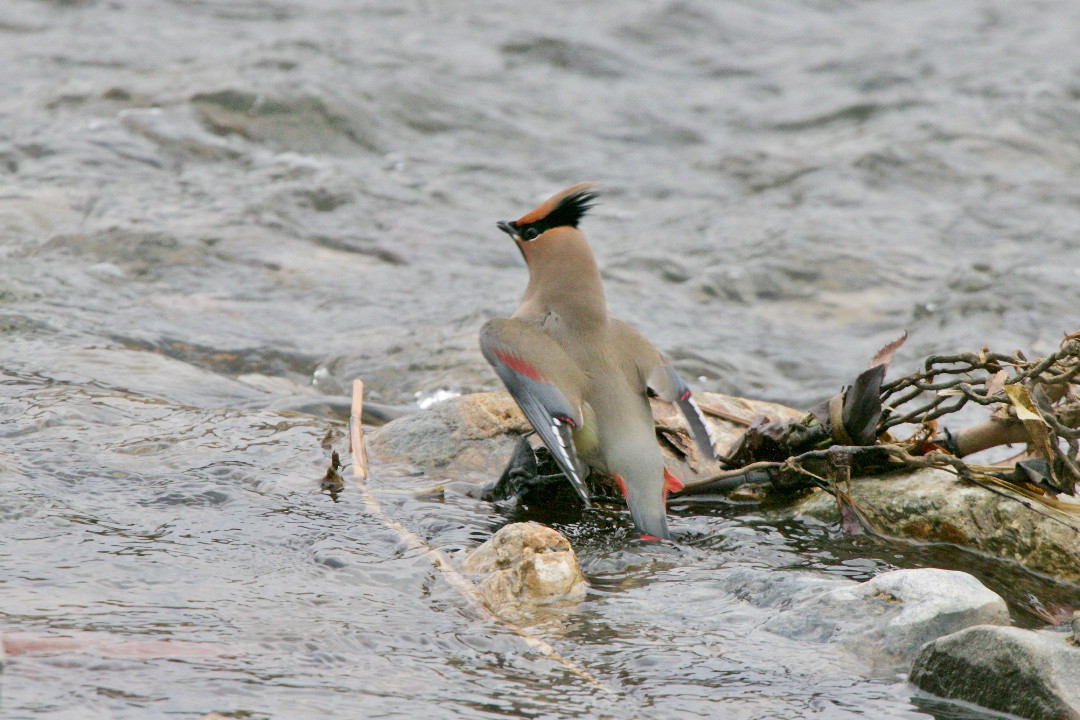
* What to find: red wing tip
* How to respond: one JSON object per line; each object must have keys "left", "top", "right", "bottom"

{"left": 638, "top": 534, "right": 662, "bottom": 542}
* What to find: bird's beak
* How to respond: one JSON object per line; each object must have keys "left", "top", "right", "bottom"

{"left": 496, "top": 220, "right": 518, "bottom": 239}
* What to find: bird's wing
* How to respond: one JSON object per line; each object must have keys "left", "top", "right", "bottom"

{"left": 610, "top": 319, "right": 718, "bottom": 462}
{"left": 645, "top": 362, "right": 717, "bottom": 461}
{"left": 480, "top": 318, "right": 591, "bottom": 505}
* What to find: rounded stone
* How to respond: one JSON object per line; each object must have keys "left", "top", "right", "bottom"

{"left": 462, "top": 522, "right": 587, "bottom": 613}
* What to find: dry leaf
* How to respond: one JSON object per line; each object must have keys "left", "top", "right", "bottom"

{"left": 868, "top": 331, "right": 908, "bottom": 370}
{"left": 985, "top": 369, "right": 1008, "bottom": 399}
{"left": 1003, "top": 384, "right": 1059, "bottom": 486}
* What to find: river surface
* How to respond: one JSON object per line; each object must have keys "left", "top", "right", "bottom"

{"left": 2, "top": 1, "right": 1079, "bottom": 718}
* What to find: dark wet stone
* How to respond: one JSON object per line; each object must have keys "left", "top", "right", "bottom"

{"left": 313, "top": 551, "right": 348, "bottom": 569}
{"left": 910, "top": 625, "right": 1080, "bottom": 720}
{"left": 41, "top": 230, "right": 202, "bottom": 277}
{"left": 0, "top": 313, "right": 52, "bottom": 334}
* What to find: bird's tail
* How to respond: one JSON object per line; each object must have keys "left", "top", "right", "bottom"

{"left": 613, "top": 471, "right": 673, "bottom": 540}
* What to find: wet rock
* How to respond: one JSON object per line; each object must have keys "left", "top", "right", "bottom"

{"left": 0, "top": 189, "right": 82, "bottom": 237}
{"left": 367, "top": 391, "right": 528, "bottom": 475}
{"left": 910, "top": 625, "right": 1080, "bottom": 720}
{"left": 462, "top": 522, "right": 586, "bottom": 614}
{"left": 785, "top": 568, "right": 1009, "bottom": 670}
{"left": 367, "top": 389, "right": 800, "bottom": 482}
{"left": 500, "top": 36, "right": 629, "bottom": 78}
{"left": 790, "top": 468, "right": 1080, "bottom": 582}
{"left": 723, "top": 567, "right": 1008, "bottom": 672}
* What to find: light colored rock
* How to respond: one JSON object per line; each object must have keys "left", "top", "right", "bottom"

{"left": 724, "top": 567, "right": 1009, "bottom": 672}
{"left": 910, "top": 624, "right": 1080, "bottom": 720}
{"left": 790, "top": 468, "right": 1080, "bottom": 582}
{"left": 852, "top": 570, "right": 1007, "bottom": 630}
{"left": 462, "top": 522, "right": 586, "bottom": 614}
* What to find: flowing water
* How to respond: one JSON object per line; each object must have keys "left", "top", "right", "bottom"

{"left": 2, "top": 0, "right": 1079, "bottom": 718}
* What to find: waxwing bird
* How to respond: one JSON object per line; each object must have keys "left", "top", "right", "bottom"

{"left": 479, "top": 183, "right": 717, "bottom": 539}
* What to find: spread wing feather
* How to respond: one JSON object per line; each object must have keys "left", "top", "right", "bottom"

{"left": 647, "top": 362, "right": 718, "bottom": 462}
{"left": 610, "top": 319, "right": 718, "bottom": 462}
{"left": 480, "top": 318, "right": 591, "bottom": 505}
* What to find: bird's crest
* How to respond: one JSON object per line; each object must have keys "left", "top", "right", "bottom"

{"left": 514, "top": 182, "right": 598, "bottom": 230}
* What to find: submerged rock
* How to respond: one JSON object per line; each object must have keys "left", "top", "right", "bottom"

{"left": 462, "top": 522, "right": 586, "bottom": 614}
{"left": 724, "top": 567, "right": 1008, "bottom": 672}
{"left": 910, "top": 624, "right": 1080, "bottom": 720}
{"left": 790, "top": 468, "right": 1080, "bottom": 582}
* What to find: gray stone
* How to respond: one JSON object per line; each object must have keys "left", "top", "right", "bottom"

{"left": 727, "top": 568, "right": 1009, "bottom": 672}
{"left": 719, "top": 567, "right": 851, "bottom": 610}
{"left": 367, "top": 391, "right": 527, "bottom": 475}
{"left": 910, "top": 624, "right": 1080, "bottom": 720}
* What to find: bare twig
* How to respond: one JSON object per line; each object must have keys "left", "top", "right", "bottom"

{"left": 874, "top": 335, "right": 1080, "bottom": 490}
{"left": 680, "top": 459, "right": 786, "bottom": 491}
{"left": 350, "top": 380, "right": 369, "bottom": 482}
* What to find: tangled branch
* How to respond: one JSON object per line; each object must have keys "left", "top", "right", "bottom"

{"left": 682, "top": 332, "right": 1080, "bottom": 500}
{"left": 880, "top": 333, "right": 1080, "bottom": 492}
